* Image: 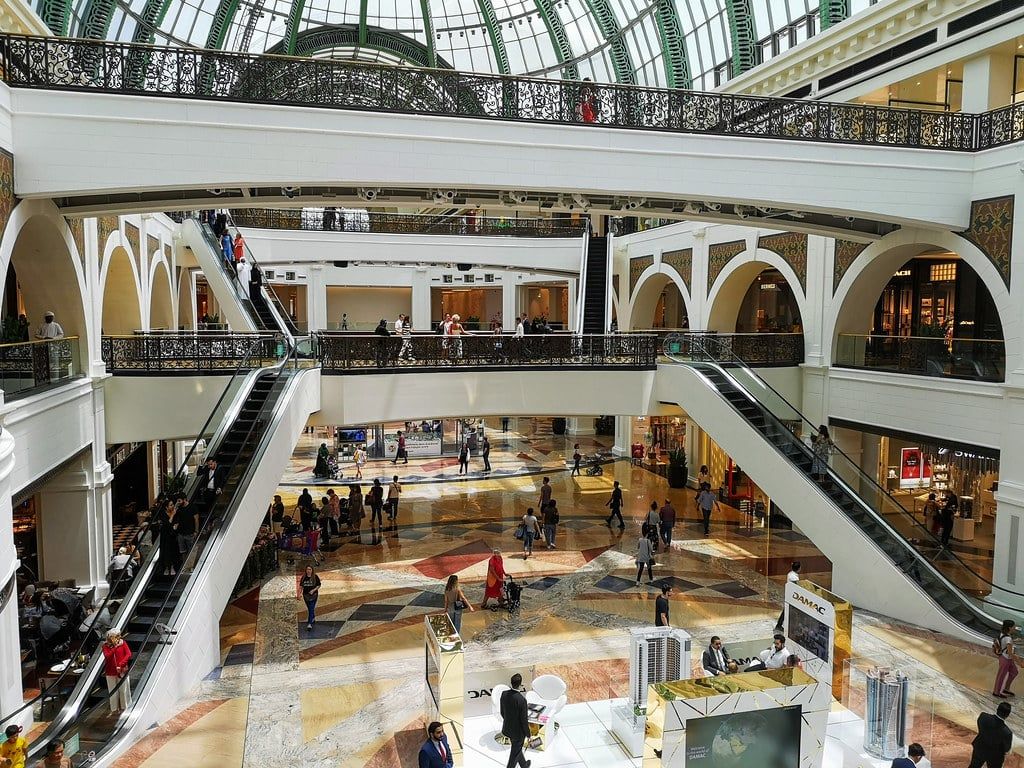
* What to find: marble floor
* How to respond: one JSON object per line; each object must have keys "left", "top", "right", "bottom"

{"left": 114, "top": 453, "right": 1024, "bottom": 768}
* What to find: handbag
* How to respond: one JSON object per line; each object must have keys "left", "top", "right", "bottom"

{"left": 514, "top": 523, "right": 526, "bottom": 540}
{"left": 454, "top": 599, "right": 467, "bottom": 611}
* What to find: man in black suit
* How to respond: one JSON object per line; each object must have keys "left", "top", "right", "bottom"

{"left": 969, "top": 702, "right": 1014, "bottom": 768}
{"left": 417, "top": 721, "right": 454, "bottom": 768}
{"left": 500, "top": 673, "right": 531, "bottom": 768}
{"left": 702, "top": 636, "right": 731, "bottom": 676}
{"left": 195, "top": 458, "right": 226, "bottom": 515}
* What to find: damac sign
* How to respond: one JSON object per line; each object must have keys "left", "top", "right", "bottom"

{"left": 791, "top": 590, "right": 827, "bottom": 615}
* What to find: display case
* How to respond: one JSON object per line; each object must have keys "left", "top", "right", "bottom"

{"left": 425, "top": 613, "right": 465, "bottom": 758}
{"left": 931, "top": 464, "right": 949, "bottom": 491}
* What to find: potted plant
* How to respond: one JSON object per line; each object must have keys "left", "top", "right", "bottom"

{"left": 667, "top": 448, "right": 688, "bottom": 488}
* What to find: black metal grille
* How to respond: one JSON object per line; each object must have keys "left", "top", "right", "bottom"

{"left": 661, "top": 332, "right": 804, "bottom": 366}
{"left": 100, "top": 333, "right": 281, "bottom": 373}
{"left": 229, "top": 208, "right": 585, "bottom": 237}
{"left": 0, "top": 33, "right": 1014, "bottom": 151}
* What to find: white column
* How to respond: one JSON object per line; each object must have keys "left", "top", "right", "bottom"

{"left": 411, "top": 268, "right": 431, "bottom": 331}
{"left": 566, "top": 417, "right": 595, "bottom": 436}
{"left": 685, "top": 419, "right": 700, "bottom": 485}
{"left": 961, "top": 52, "right": 1015, "bottom": 113}
{"left": 691, "top": 227, "right": 709, "bottom": 329}
{"left": 0, "top": 430, "right": 22, "bottom": 725}
{"left": 502, "top": 276, "right": 518, "bottom": 332}
{"left": 566, "top": 278, "right": 577, "bottom": 333}
{"left": 992, "top": 387, "right": 1024, "bottom": 603}
{"left": 612, "top": 415, "right": 632, "bottom": 456}
{"left": 37, "top": 458, "right": 103, "bottom": 588}
{"left": 307, "top": 265, "right": 327, "bottom": 332}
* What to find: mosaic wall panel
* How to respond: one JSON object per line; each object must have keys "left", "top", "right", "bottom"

{"left": 0, "top": 149, "right": 15, "bottom": 252}
{"left": 629, "top": 255, "right": 653, "bottom": 294}
{"left": 832, "top": 239, "right": 869, "bottom": 293}
{"left": 66, "top": 217, "right": 85, "bottom": 267}
{"left": 98, "top": 216, "right": 120, "bottom": 252}
{"left": 961, "top": 195, "right": 1013, "bottom": 289}
{"left": 758, "top": 232, "right": 808, "bottom": 291}
{"left": 164, "top": 244, "right": 172, "bottom": 265}
{"left": 662, "top": 248, "right": 692, "bottom": 291}
{"left": 147, "top": 234, "right": 159, "bottom": 259}
{"left": 707, "top": 239, "right": 746, "bottom": 291}
{"left": 126, "top": 223, "right": 141, "bottom": 270}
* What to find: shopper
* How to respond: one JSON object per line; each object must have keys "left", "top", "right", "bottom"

{"left": 101, "top": 628, "right": 132, "bottom": 713}
{"left": 940, "top": 490, "right": 958, "bottom": 548}
{"left": 810, "top": 425, "right": 833, "bottom": 482}
{"left": 34, "top": 311, "right": 64, "bottom": 341}
{"left": 968, "top": 702, "right": 1013, "bottom": 768}
{"left": 299, "top": 565, "right": 321, "bottom": 631}
{"left": 605, "top": 480, "right": 625, "bottom": 529}
{"left": 387, "top": 475, "right": 402, "bottom": 520}
{"left": 393, "top": 431, "right": 407, "bottom": 464}
{"left": 776, "top": 561, "right": 801, "bottom": 630}
{"left": 643, "top": 501, "right": 661, "bottom": 552}
{"left": 418, "top": 721, "right": 454, "bottom": 768}
{"left": 458, "top": 443, "right": 470, "bottom": 475}
{"left": 994, "top": 619, "right": 1018, "bottom": 698}
{"left": 538, "top": 476, "right": 552, "bottom": 510}
{"left": 1, "top": 724, "right": 28, "bottom": 768}
{"left": 37, "top": 740, "right": 71, "bottom": 768}
{"left": 636, "top": 532, "right": 655, "bottom": 586}
{"left": 542, "top": 499, "right": 559, "bottom": 549}
{"left": 655, "top": 583, "right": 672, "bottom": 627}
{"left": 443, "top": 574, "right": 474, "bottom": 634}
{"left": 571, "top": 444, "right": 582, "bottom": 477}
{"left": 923, "top": 492, "right": 941, "bottom": 535}
{"left": 521, "top": 507, "right": 541, "bottom": 559}
{"left": 368, "top": 479, "right": 384, "bottom": 527}
{"left": 702, "top": 637, "right": 731, "bottom": 677}
{"left": 397, "top": 315, "right": 415, "bottom": 362}
{"left": 353, "top": 444, "right": 367, "bottom": 479}
{"left": 232, "top": 232, "right": 245, "bottom": 262}
{"left": 482, "top": 435, "right": 491, "bottom": 472}
{"left": 659, "top": 498, "right": 677, "bottom": 547}
{"left": 891, "top": 743, "right": 926, "bottom": 767}
{"left": 695, "top": 482, "right": 721, "bottom": 536}
{"left": 500, "top": 673, "right": 531, "bottom": 768}
{"left": 481, "top": 549, "right": 506, "bottom": 609}
{"left": 697, "top": 464, "right": 712, "bottom": 489}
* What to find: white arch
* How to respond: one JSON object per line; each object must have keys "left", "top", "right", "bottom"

{"left": 704, "top": 247, "right": 808, "bottom": 332}
{"left": 100, "top": 234, "right": 144, "bottom": 335}
{"left": 626, "top": 264, "right": 693, "bottom": 331}
{"left": 148, "top": 258, "right": 176, "bottom": 330}
{"left": 0, "top": 199, "right": 92, "bottom": 363}
{"left": 825, "top": 227, "right": 1017, "bottom": 370}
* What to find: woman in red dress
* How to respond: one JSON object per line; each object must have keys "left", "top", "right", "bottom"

{"left": 480, "top": 548, "right": 505, "bottom": 609}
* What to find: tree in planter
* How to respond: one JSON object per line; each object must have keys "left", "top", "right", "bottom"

{"left": 667, "top": 448, "right": 688, "bottom": 489}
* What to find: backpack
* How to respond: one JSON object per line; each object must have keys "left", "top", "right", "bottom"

{"left": 993, "top": 636, "right": 1004, "bottom": 657}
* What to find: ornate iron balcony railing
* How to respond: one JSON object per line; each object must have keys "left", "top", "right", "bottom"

{"left": 661, "top": 331, "right": 804, "bottom": 367}
{"left": 229, "top": 208, "right": 586, "bottom": 237}
{"left": 100, "top": 333, "right": 282, "bottom": 373}
{"left": 1, "top": 34, "right": 1020, "bottom": 151}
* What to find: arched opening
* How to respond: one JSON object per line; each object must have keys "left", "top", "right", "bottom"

{"left": 1, "top": 215, "right": 89, "bottom": 360}
{"left": 708, "top": 261, "right": 803, "bottom": 333}
{"left": 834, "top": 247, "right": 1005, "bottom": 381}
{"left": 102, "top": 246, "right": 143, "bottom": 335}
{"left": 629, "top": 271, "right": 689, "bottom": 330}
{"left": 149, "top": 263, "right": 174, "bottom": 330}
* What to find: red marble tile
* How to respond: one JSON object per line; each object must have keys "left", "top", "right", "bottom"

{"left": 413, "top": 540, "right": 494, "bottom": 579}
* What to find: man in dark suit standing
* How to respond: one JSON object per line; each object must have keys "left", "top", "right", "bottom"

{"left": 195, "top": 458, "right": 226, "bottom": 516}
{"left": 417, "top": 721, "right": 454, "bottom": 768}
{"left": 702, "top": 636, "right": 731, "bottom": 676}
{"left": 500, "top": 673, "right": 531, "bottom": 768}
{"left": 969, "top": 702, "right": 1014, "bottom": 768}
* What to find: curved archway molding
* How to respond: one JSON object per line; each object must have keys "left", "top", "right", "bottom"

{"left": 148, "top": 258, "right": 176, "bottom": 330}
{"left": 626, "top": 263, "right": 694, "bottom": 331}
{"left": 0, "top": 198, "right": 94, "bottom": 367}
{"left": 99, "top": 236, "right": 144, "bottom": 335}
{"left": 826, "top": 227, "right": 1017, "bottom": 374}
{"left": 705, "top": 247, "right": 808, "bottom": 334}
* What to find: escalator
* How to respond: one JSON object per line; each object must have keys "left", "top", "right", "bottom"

{"left": 662, "top": 333, "right": 1024, "bottom": 642}
{"left": 5, "top": 337, "right": 318, "bottom": 765}
{"left": 581, "top": 236, "right": 608, "bottom": 334}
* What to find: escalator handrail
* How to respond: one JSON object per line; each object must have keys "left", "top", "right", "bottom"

{"left": 195, "top": 220, "right": 273, "bottom": 334}
{"left": 10, "top": 333, "right": 281, "bottom": 749}
{"left": 60, "top": 337, "right": 300, "bottom": 761}
{"left": 665, "top": 332, "right": 1020, "bottom": 619}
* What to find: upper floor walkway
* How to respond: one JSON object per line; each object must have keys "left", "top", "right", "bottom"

{"left": 3, "top": 34, "right": 1022, "bottom": 233}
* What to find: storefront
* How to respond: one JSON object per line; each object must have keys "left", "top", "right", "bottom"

{"left": 629, "top": 416, "right": 686, "bottom": 457}
{"left": 735, "top": 268, "right": 802, "bottom": 333}
{"left": 12, "top": 496, "right": 37, "bottom": 579}
{"left": 333, "top": 418, "right": 487, "bottom": 461}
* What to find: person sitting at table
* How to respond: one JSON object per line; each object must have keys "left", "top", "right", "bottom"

{"left": 702, "top": 636, "right": 731, "bottom": 677}
{"left": 746, "top": 634, "right": 791, "bottom": 671}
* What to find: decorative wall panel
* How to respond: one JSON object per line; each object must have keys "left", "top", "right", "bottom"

{"left": 66, "top": 217, "right": 85, "bottom": 267}
{"left": 126, "top": 222, "right": 141, "bottom": 271}
{"left": 662, "top": 248, "right": 692, "bottom": 291}
{"left": 98, "top": 216, "right": 120, "bottom": 252}
{"left": 629, "top": 255, "right": 653, "bottom": 294}
{"left": 0, "top": 149, "right": 15, "bottom": 250}
{"left": 147, "top": 234, "right": 159, "bottom": 259}
{"left": 833, "top": 239, "right": 869, "bottom": 293}
{"left": 758, "top": 232, "right": 808, "bottom": 291}
{"left": 961, "top": 196, "right": 1013, "bottom": 289}
{"left": 707, "top": 239, "right": 746, "bottom": 291}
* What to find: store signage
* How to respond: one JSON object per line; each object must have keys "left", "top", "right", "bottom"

{"left": 760, "top": 282, "right": 778, "bottom": 290}
{"left": 899, "top": 447, "right": 931, "bottom": 489}
{"left": 791, "top": 590, "right": 827, "bottom": 615}
{"left": 894, "top": 269, "right": 912, "bottom": 277}
{"left": 464, "top": 668, "right": 534, "bottom": 716}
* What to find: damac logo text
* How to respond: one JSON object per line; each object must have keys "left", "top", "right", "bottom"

{"left": 792, "top": 591, "right": 827, "bottom": 615}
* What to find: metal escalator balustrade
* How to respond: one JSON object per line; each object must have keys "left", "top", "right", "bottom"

{"left": 9, "top": 334, "right": 301, "bottom": 766}
{"left": 663, "top": 332, "right": 1024, "bottom": 639}
{"left": 581, "top": 236, "right": 608, "bottom": 335}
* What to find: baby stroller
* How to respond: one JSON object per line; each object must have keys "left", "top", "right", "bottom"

{"left": 503, "top": 575, "right": 522, "bottom": 616}
{"left": 585, "top": 454, "right": 604, "bottom": 476}
{"left": 314, "top": 454, "right": 340, "bottom": 480}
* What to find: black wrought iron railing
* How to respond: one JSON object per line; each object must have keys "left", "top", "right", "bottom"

{"left": 660, "top": 331, "right": 804, "bottom": 367}
{"left": 2, "top": 33, "right": 1018, "bottom": 151}
{"left": 316, "top": 332, "right": 656, "bottom": 371}
{"left": 101, "top": 333, "right": 282, "bottom": 373}
{"left": 0, "top": 336, "right": 82, "bottom": 398}
{"left": 230, "top": 208, "right": 585, "bottom": 237}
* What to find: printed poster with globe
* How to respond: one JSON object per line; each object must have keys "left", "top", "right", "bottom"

{"left": 685, "top": 705, "right": 801, "bottom": 768}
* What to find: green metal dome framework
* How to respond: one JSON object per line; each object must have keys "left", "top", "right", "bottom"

{"left": 36, "top": 0, "right": 866, "bottom": 90}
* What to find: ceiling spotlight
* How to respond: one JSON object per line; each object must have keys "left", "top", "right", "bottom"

{"left": 503, "top": 190, "right": 530, "bottom": 205}
{"left": 622, "top": 197, "right": 646, "bottom": 211}
{"left": 704, "top": 201, "right": 723, "bottom": 212}
{"left": 206, "top": 188, "right": 225, "bottom": 196}
{"left": 572, "top": 193, "right": 590, "bottom": 209}
{"left": 682, "top": 202, "right": 703, "bottom": 215}
{"left": 358, "top": 187, "right": 381, "bottom": 201}
{"left": 281, "top": 186, "right": 299, "bottom": 199}
{"left": 433, "top": 188, "right": 457, "bottom": 204}
{"left": 735, "top": 205, "right": 752, "bottom": 219}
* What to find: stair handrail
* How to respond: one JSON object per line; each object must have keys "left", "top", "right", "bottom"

{"left": 9, "top": 332, "right": 287, "bottom": 754}
{"left": 664, "top": 331, "right": 1024, "bottom": 616}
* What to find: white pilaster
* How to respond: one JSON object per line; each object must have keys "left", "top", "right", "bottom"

{"left": 612, "top": 415, "right": 632, "bottom": 456}
{"left": 307, "top": 265, "right": 328, "bottom": 332}
{"left": 411, "top": 268, "right": 432, "bottom": 331}
{"left": 0, "top": 429, "right": 22, "bottom": 725}
{"left": 566, "top": 417, "right": 595, "bottom": 436}
{"left": 961, "top": 52, "right": 1015, "bottom": 113}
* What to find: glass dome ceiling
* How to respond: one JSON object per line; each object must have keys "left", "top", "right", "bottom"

{"left": 38, "top": 0, "right": 877, "bottom": 89}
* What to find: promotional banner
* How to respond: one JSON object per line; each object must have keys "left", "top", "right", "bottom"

{"left": 463, "top": 668, "right": 535, "bottom": 716}
{"left": 899, "top": 447, "right": 931, "bottom": 489}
